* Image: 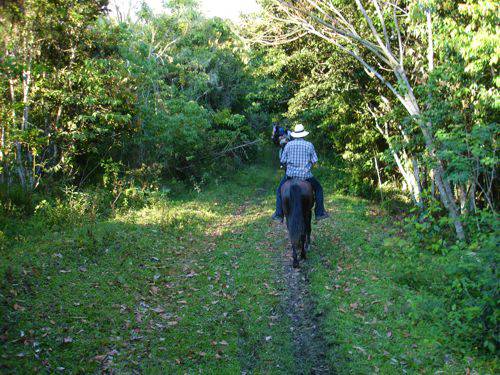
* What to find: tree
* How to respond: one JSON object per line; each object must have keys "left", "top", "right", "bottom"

{"left": 253, "top": 0, "right": 473, "bottom": 239}
{"left": 0, "top": 0, "right": 114, "bottom": 189}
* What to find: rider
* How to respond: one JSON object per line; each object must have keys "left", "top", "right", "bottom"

{"left": 272, "top": 123, "right": 286, "bottom": 146}
{"left": 271, "top": 123, "right": 329, "bottom": 222}
{"left": 272, "top": 123, "right": 290, "bottom": 159}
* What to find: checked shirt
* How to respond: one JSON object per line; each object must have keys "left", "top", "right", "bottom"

{"left": 280, "top": 138, "right": 318, "bottom": 180}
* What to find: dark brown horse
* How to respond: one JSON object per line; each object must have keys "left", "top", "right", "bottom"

{"left": 281, "top": 179, "right": 313, "bottom": 268}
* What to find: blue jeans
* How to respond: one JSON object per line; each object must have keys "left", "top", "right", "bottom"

{"left": 275, "top": 175, "right": 326, "bottom": 218}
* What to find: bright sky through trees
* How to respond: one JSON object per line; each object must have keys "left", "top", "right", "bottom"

{"left": 109, "top": 0, "right": 260, "bottom": 21}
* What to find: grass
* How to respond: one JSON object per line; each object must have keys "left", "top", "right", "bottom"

{"left": 1, "top": 163, "right": 295, "bottom": 373}
{"left": 307, "top": 194, "right": 497, "bottom": 374}
{"left": 1, "top": 158, "right": 497, "bottom": 373}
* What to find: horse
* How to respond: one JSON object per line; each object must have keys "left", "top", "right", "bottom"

{"left": 281, "top": 179, "right": 314, "bottom": 268}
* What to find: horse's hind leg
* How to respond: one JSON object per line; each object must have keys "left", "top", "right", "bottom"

{"left": 306, "top": 230, "right": 311, "bottom": 253}
{"left": 292, "top": 245, "right": 299, "bottom": 268}
{"left": 302, "top": 211, "right": 312, "bottom": 259}
{"left": 300, "top": 234, "right": 307, "bottom": 260}
{"left": 307, "top": 210, "right": 312, "bottom": 251}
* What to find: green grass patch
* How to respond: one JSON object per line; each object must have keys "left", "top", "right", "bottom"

{"left": 307, "top": 193, "right": 497, "bottom": 374}
{"left": 0, "top": 163, "right": 294, "bottom": 373}
{"left": 1, "top": 158, "right": 497, "bottom": 373}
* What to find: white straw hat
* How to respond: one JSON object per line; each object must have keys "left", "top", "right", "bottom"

{"left": 290, "top": 123, "right": 309, "bottom": 138}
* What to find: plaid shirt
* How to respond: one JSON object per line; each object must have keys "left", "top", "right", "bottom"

{"left": 280, "top": 138, "right": 318, "bottom": 179}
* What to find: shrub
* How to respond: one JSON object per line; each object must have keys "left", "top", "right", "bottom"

{"left": 400, "top": 209, "right": 499, "bottom": 354}
{"left": 445, "top": 227, "right": 499, "bottom": 353}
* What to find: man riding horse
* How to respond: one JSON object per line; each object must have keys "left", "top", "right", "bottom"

{"left": 272, "top": 123, "right": 329, "bottom": 222}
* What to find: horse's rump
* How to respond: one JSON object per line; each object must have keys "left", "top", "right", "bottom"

{"left": 281, "top": 179, "right": 313, "bottom": 215}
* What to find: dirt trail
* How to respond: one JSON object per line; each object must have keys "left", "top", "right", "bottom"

{"left": 270, "top": 222, "right": 332, "bottom": 374}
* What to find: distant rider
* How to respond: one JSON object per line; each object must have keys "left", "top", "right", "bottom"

{"left": 271, "top": 123, "right": 329, "bottom": 222}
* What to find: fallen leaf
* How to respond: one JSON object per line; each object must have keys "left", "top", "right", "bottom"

{"left": 135, "top": 313, "right": 143, "bottom": 323}
{"left": 354, "top": 345, "right": 367, "bottom": 355}
{"left": 13, "top": 304, "right": 25, "bottom": 312}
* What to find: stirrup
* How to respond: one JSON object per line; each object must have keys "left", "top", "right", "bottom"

{"left": 271, "top": 213, "right": 284, "bottom": 223}
{"left": 315, "top": 213, "right": 330, "bottom": 221}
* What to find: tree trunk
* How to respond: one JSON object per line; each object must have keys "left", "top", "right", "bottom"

{"left": 370, "top": 113, "right": 422, "bottom": 206}
{"left": 373, "top": 156, "right": 383, "bottom": 202}
{"left": 400, "top": 88, "right": 465, "bottom": 240}
{"left": 410, "top": 157, "right": 423, "bottom": 208}
{"left": 22, "top": 68, "right": 34, "bottom": 190}
{"left": 0, "top": 121, "right": 4, "bottom": 184}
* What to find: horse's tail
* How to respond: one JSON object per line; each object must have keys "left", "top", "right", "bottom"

{"left": 289, "top": 183, "right": 304, "bottom": 247}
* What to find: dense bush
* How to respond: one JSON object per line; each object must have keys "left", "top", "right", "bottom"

{"left": 0, "top": 0, "right": 269, "bottom": 195}
{"left": 395, "top": 211, "right": 499, "bottom": 354}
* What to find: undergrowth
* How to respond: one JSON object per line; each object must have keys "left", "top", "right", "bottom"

{"left": 0, "top": 157, "right": 497, "bottom": 373}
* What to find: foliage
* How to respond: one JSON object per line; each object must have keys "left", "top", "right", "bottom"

{"left": 0, "top": 0, "right": 119, "bottom": 190}
{"left": 308, "top": 193, "right": 497, "bottom": 373}
{"left": 402, "top": 208, "right": 499, "bottom": 354}
{"left": 112, "top": 3, "right": 266, "bottom": 181}
{"left": 0, "top": 0, "right": 498, "bottom": 368}
{"left": 255, "top": 35, "right": 386, "bottom": 197}
{"left": 253, "top": 0, "right": 498, "bottom": 240}
{"left": 244, "top": 1, "right": 498, "bottom": 358}
{"left": 0, "top": 0, "right": 269, "bottom": 194}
